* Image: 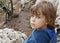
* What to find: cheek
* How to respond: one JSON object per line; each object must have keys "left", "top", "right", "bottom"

{"left": 35, "top": 19, "right": 43, "bottom": 24}
{"left": 30, "top": 18, "right": 32, "bottom": 23}
{"left": 35, "top": 19, "right": 46, "bottom": 26}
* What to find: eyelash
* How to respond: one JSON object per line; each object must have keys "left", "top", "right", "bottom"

{"left": 37, "top": 16, "right": 40, "bottom": 19}
{"left": 31, "top": 16, "right": 40, "bottom": 19}
{"left": 31, "top": 16, "right": 34, "bottom": 17}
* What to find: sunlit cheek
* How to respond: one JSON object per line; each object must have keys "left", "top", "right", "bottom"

{"left": 30, "top": 17, "right": 32, "bottom": 22}
{"left": 30, "top": 18, "right": 32, "bottom": 23}
{"left": 30, "top": 19, "right": 31, "bottom": 23}
{"left": 30, "top": 19, "right": 33, "bottom": 26}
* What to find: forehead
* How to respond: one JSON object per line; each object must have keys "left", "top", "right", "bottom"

{"left": 30, "top": 3, "right": 45, "bottom": 17}
{"left": 30, "top": 10, "right": 45, "bottom": 18}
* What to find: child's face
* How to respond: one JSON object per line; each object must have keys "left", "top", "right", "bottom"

{"left": 30, "top": 14, "right": 48, "bottom": 29}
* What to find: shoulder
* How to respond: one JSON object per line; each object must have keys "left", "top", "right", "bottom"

{"left": 34, "top": 29, "right": 51, "bottom": 39}
{"left": 23, "top": 29, "right": 51, "bottom": 43}
{"left": 32, "top": 29, "right": 51, "bottom": 43}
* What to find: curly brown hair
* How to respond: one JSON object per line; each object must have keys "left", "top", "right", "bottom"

{"left": 30, "top": 1, "right": 57, "bottom": 29}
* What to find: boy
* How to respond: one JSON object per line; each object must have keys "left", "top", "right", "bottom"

{"left": 23, "top": 1, "right": 57, "bottom": 43}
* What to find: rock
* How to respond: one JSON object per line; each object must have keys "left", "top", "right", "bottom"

{"left": 55, "top": 16, "right": 60, "bottom": 34}
{"left": 55, "top": 16, "right": 60, "bottom": 26}
{"left": 0, "top": 28, "right": 27, "bottom": 43}
{"left": 56, "top": 0, "right": 60, "bottom": 16}
{"left": 13, "top": 1, "right": 21, "bottom": 14}
{"left": 57, "top": 34, "right": 60, "bottom": 43}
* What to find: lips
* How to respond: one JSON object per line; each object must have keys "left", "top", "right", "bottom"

{"left": 31, "top": 23, "right": 35, "bottom": 26}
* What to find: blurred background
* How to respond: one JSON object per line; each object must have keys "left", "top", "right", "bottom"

{"left": 0, "top": 0, "right": 60, "bottom": 43}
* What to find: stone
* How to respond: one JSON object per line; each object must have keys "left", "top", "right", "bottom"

{"left": 0, "top": 28, "right": 27, "bottom": 43}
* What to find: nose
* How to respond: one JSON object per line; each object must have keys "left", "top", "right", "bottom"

{"left": 32, "top": 19, "right": 35, "bottom": 22}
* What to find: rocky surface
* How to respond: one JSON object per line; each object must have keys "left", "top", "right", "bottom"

{"left": 57, "top": 34, "right": 60, "bottom": 43}
{"left": 0, "top": 28, "right": 27, "bottom": 43}
{"left": 56, "top": 0, "right": 60, "bottom": 16}
{"left": 0, "top": 0, "right": 60, "bottom": 43}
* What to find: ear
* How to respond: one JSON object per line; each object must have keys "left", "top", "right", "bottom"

{"left": 45, "top": 19, "right": 49, "bottom": 25}
{"left": 46, "top": 22, "right": 48, "bottom": 25}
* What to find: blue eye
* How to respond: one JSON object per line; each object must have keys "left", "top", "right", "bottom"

{"left": 37, "top": 16, "right": 40, "bottom": 19}
{"left": 31, "top": 15, "right": 34, "bottom": 17}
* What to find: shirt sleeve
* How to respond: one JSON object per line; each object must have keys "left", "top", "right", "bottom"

{"left": 23, "top": 38, "right": 36, "bottom": 43}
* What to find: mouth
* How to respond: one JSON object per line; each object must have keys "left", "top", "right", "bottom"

{"left": 31, "top": 23, "right": 35, "bottom": 26}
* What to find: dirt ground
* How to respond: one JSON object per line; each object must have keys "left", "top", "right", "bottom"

{"left": 0, "top": 10, "right": 32, "bottom": 37}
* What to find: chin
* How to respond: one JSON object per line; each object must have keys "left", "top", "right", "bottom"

{"left": 32, "top": 26, "right": 41, "bottom": 29}
{"left": 31, "top": 25, "right": 38, "bottom": 29}
{"left": 31, "top": 26, "right": 36, "bottom": 29}
{"left": 31, "top": 26, "right": 38, "bottom": 29}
